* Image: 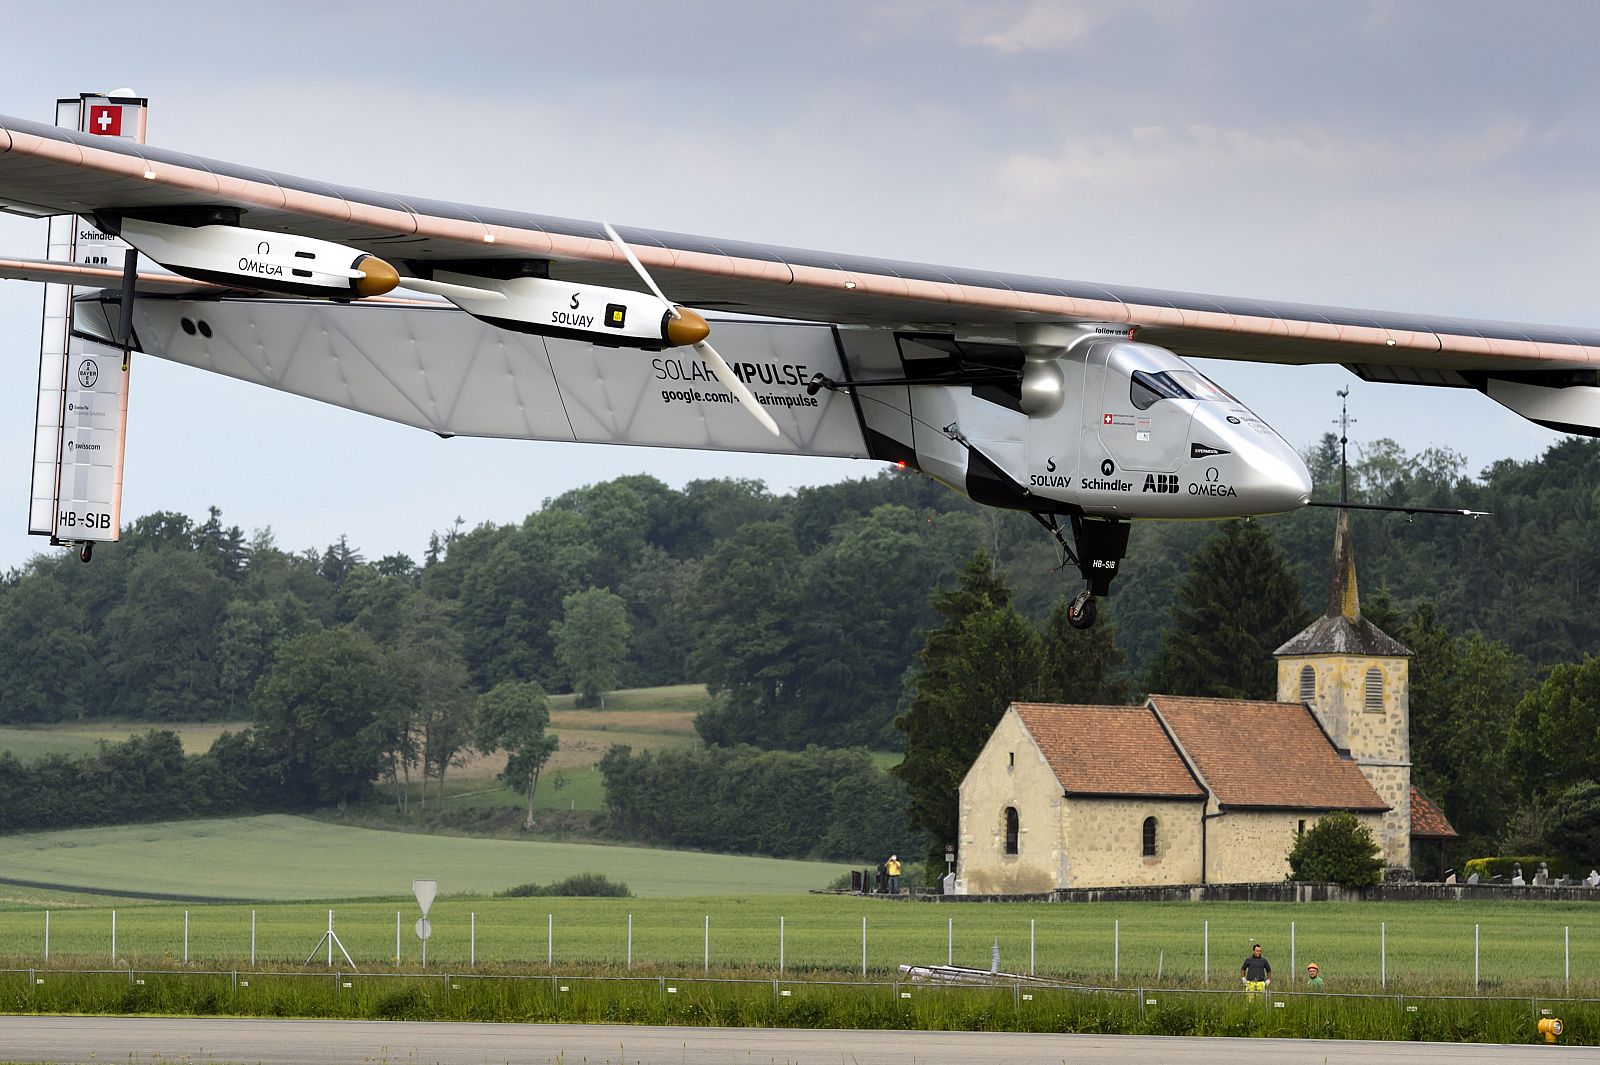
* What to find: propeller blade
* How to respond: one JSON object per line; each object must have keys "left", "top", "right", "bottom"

{"left": 602, "top": 221, "right": 678, "bottom": 317}
{"left": 696, "top": 339, "right": 780, "bottom": 436}
{"left": 396, "top": 276, "right": 508, "bottom": 302}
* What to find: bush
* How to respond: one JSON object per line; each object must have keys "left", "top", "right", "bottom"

{"left": 1461, "top": 855, "right": 1579, "bottom": 881}
{"left": 497, "top": 872, "right": 632, "bottom": 897}
{"left": 1287, "top": 812, "right": 1383, "bottom": 888}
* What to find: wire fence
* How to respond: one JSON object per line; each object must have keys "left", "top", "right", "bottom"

{"left": 13, "top": 907, "right": 1600, "bottom": 997}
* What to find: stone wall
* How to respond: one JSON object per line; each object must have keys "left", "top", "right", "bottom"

{"left": 1206, "top": 809, "right": 1386, "bottom": 884}
{"left": 956, "top": 709, "right": 1063, "bottom": 896}
{"left": 1060, "top": 796, "right": 1204, "bottom": 888}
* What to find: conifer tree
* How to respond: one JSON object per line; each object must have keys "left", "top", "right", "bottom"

{"left": 894, "top": 552, "right": 1042, "bottom": 874}
{"left": 1039, "top": 597, "right": 1134, "bottom": 704}
{"left": 1145, "top": 521, "right": 1308, "bottom": 699}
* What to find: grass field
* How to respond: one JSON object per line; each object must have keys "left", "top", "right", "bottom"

{"left": 0, "top": 894, "right": 1595, "bottom": 996}
{"left": 0, "top": 722, "right": 247, "bottom": 763}
{"left": 0, "top": 816, "right": 841, "bottom": 902}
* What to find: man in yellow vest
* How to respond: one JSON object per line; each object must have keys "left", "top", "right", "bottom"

{"left": 886, "top": 854, "right": 902, "bottom": 895}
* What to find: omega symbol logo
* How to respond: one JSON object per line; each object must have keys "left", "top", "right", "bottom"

{"left": 256, "top": 241, "right": 270, "bottom": 255}
{"left": 1100, "top": 459, "right": 1115, "bottom": 476}
{"left": 1226, "top": 415, "right": 1241, "bottom": 424}
{"left": 77, "top": 359, "right": 99, "bottom": 388}
{"left": 1205, "top": 467, "right": 1220, "bottom": 482}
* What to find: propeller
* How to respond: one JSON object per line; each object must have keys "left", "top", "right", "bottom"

{"left": 603, "top": 222, "right": 780, "bottom": 436}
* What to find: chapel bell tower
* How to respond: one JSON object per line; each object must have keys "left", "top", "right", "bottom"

{"left": 1274, "top": 509, "right": 1412, "bottom": 869}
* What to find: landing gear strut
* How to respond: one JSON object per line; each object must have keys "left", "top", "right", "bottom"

{"left": 1030, "top": 513, "right": 1131, "bottom": 629}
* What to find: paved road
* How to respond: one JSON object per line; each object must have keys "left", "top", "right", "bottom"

{"left": 0, "top": 1016, "right": 1593, "bottom": 1064}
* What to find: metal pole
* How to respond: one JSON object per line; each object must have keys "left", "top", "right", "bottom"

{"left": 111, "top": 910, "right": 116, "bottom": 960}
{"left": 1380, "top": 921, "right": 1386, "bottom": 989}
{"left": 548, "top": 913, "right": 553, "bottom": 966}
{"left": 1290, "top": 921, "right": 1295, "bottom": 985}
{"left": 627, "top": 914, "right": 633, "bottom": 970}
{"left": 327, "top": 911, "right": 334, "bottom": 967}
{"left": 1474, "top": 924, "right": 1479, "bottom": 990}
{"left": 43, "top": 911, "right": 48, "bottom": 964}
{"left": 1114, "top": 919, "right": 1119, "bottom": 981}
{"left": 779, "top": 916, "right": 784, "bottom": 974}
{"left": 1565, "top": 926, "right": 1570, "bottom": 994}
{"left": 396, "top": 911, "right": 400, "bottom": 964}
{"left": 705, "top": 915, "right": 710, "bottom": 972}
{"left": 862, "top": 917, "right": 868, "bottom": 977}
{"left": 1204, "top": 920, "right": 1209, "bottom": 984}
{"left": 184, "top": 910, "right": 190, "bottom": 963}
{"left": 948, "top": 917, "right": 953, "bottom": 966}
{"left": 470, "top": 912, "right": 476, "bottom": 967}
{"left": 1030, "top": 919, "right": 1035, "bottom": 975}
{"left": 251, "top": 911, "right": 256, "bottom": 966}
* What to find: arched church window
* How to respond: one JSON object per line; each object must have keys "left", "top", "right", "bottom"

{"left": 1004, "top": 807, "right": 1019, "bottom": 855}
{"left": 1299, "top": 665, "right": 1316, "bottom": 702}
{"left": 1364, "top": 668, "right": 1384, "bottom": 712}
{"left": 1142, "top": 816, "right": 1158, "bottom": 857}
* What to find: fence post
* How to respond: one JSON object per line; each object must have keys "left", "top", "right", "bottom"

{"left": 948, "top": 917, "right": 953, "bottom": 966}
{"left": 395, "top": 911, "right": 400, "bottom": 965}
{"left": 184, "top": 910, "right": 190, "bottom": 964}
{"left": 251, "top": 910, "right": 256, "bottom": 967}
{"left": 1380, "top": 921, "right": 1386, "bottom": 989}
{"left": 1030, "top": 919, "right": 1035, "bottom": 976}
{"left": 43, "top": 911, "right": 48, "bottom": 965}
{"left": 111, "top": 910, "right": 116, "bottom": 960}
{"left": 862, "top": 917, "right": 868, "bottom": 977}
{"left": 1290, "top": 921, "right": 1295, "bottom": 985}
{"left": 704, "top": 915, "right": 710, "bottom": 972}
{"left": 779, "top": 916, "right": 784, "bottom": 974}
{"left": 548, "top": 913, "right": 553, "bottom": 966}
{"left": 627, "top": 914, "right": 633, "bottom": 970}
{"left": 1565, "top": 926, "right": 1570, "bottom": 994}
{"left": 1114, "top": 919, "right": 1119, "bottom": 981}
{"left": 1203, "top": 920, "right": 1208, "bottom": 984}
{"left": 470, "top": 912, "right": 476, "bottom": 968}
{"left": 1474, "top": 924, "right": 1479, "bottom": 991}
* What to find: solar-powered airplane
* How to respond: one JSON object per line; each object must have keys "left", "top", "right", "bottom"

{"left": 1, "top": 96, "right": 1592, "bottom": 627}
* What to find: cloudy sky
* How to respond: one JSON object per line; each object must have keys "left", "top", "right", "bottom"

{"left": 0, "top": 1, "right": 1594, "bottom": 569}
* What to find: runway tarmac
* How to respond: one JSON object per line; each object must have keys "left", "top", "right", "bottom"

{"left": 0, "top": 1016, "right": 1593, "bottom": 1064}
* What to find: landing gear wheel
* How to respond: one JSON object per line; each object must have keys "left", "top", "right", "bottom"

{"left": 78, "top": 541, "right": 93, "bottom": 564}
{"left": 1067, "top": 589, "right": 1097, "bottom": 630}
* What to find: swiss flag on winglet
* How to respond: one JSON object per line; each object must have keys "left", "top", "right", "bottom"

{"left": 87, "top": 105, "right": 122, "bottom": 136}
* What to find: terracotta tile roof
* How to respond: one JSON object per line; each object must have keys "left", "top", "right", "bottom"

{"left": 1012, "top": 703, "right": 1204, "bottom": 800}
{"left": 1146, "top": 695, "right": 1389, "bottom": 812}
{"left": 1410, "top": 785, "right": 1458, "bottom": 838}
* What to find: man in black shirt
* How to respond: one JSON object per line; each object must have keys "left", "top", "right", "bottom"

{"left": 1240, "top": 943, "right": 1272, "bottom": 989}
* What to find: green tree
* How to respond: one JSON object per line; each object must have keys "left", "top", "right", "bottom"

{"left": 1146, "top": 521, "right": 1308, "bottom": 698}
{"left": 1287, "top": 812, "right": 1384, "bottom": 888}
{"left": 250, "top": 628, "right": 397, "bottom": 807}
{"left": 0, "top": 569, "right": 99, "bottom": 722}
{"left": 475, "top": 680, "right": 558, "bottom": 829}
{"left": 1506, "top": 655, "right": 1600, "bottom": 800}
{"left": 551, "top": 587, "right": 631, "bottom": 708}
{"left": 1546, "top": 781, "right": 1600, "bottom": 865}
{"left": 1038, "top": 596, "right": 1133, "bottom": 704}
{"left": 104, "top": 549, "right": 232, "bottom": 718}
{"left": 392, "top": 594, "right": 476, "bottom": 812}
{"left": 894, "top": 553, "right": 1041, "bottom": 875}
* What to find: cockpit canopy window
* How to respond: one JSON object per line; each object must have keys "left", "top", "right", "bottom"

{"left": 1130, "top": 369, "right": 1239, "bottom": 410}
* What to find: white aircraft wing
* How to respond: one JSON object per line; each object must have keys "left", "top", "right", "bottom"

{"left": 3, "top": 111, "right": 1597, "bottom": 385}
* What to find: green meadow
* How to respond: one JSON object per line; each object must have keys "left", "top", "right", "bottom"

{"left": 0, "top": 815, "right": 841, "bottom": 901}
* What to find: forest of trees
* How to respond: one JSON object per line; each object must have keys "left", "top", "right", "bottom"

{"left": 3, "top": 436, "right": 1600, "bottom": 865}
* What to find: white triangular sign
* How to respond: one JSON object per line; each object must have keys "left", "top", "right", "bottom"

{"left": 413, "top": 879, "right": 438, "bottom": 918}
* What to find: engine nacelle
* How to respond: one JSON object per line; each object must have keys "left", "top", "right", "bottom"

{"left": 115, "top": 219, "right": 399, "bottom": 299}
{"left": 433, "top": 271, "right": 709, "bottom": 350}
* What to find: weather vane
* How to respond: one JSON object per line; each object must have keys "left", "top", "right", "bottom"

{"left": 1334, "top": 388, "right": 1357, "bottom": 504}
